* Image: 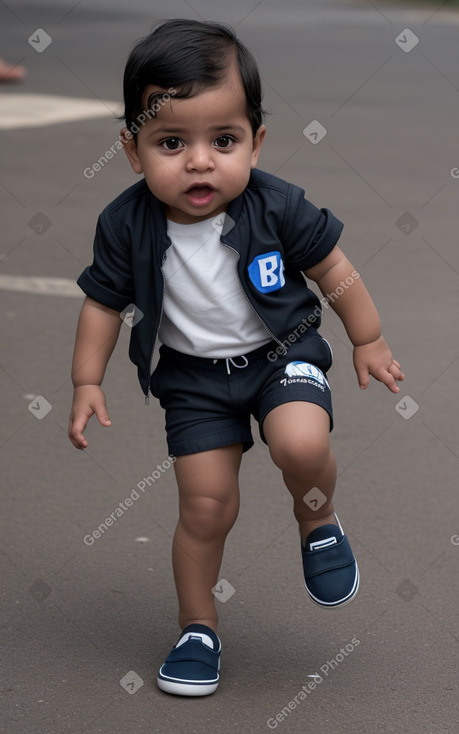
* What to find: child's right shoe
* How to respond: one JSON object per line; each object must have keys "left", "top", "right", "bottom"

{"left": 157, "top": 624, "right": 221, "bottom": 696}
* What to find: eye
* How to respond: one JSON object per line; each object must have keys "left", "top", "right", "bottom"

{"left": 214, "top": 135, "right": 234, "bottom": 149}
{"left": 161, "top": 138, "right": 184, "bottom": 151}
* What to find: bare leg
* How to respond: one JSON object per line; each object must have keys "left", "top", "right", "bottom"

{"left": 263, "top": 402, "right": 337, "bottom": 544}
{"left": 172, "top": 444, "right": 243, "bottom": 633}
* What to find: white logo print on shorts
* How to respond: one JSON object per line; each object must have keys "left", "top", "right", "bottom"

{"left": 282, "top": 361, "right": 329, "bottom": 390}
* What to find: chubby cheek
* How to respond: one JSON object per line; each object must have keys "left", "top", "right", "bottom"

{"left": 142, "top": 164, "right": 176, "bottom": 199}
{"left": 231, "top": 166, "right": 251, "bottom": 193}
{"left": 139, "top": 153, "right": 162, "bottom": 177}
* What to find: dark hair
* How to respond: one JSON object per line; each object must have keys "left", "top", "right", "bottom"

{"left": 122, "top": 19, "right": 265, "bottom": 138}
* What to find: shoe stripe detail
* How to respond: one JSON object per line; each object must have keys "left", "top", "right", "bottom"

{"left": 309, "top": 536, "right": 338, "bottom": 551}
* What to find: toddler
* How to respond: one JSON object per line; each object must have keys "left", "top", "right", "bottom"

{"left": 69, "top": 19, "right": 404, "bottom": 696}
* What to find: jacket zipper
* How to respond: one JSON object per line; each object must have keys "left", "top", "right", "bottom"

{"left": 145, "top": 260, "right": 166, "bottom": 405}
{"left": 222, "top": 242, "right": 287, "bottom": 354}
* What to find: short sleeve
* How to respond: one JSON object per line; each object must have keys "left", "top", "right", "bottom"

{"left": 77, "top": 207, "right": 134, "bottom": 312}
{"left": 281, "top": 184, "right": 343, "bottom": 271}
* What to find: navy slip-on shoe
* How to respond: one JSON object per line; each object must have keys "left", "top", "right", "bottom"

{"left": 157, "top": 624, "right": 221, "bottom": 696}
{"left": 301, "top": 514, "right": 359, "bottom": 608}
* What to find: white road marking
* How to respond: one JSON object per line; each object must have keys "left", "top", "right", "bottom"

{"left": 0, "top": 274, "right": 83, "bottom": 297}
{"left": 0, "top": 93, "right": 121, "bottom": 130}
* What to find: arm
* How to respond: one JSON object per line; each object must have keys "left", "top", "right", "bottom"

{"left": 305, "top": 246, "right": 404, "bottom": 393}
{"left": 68, "top": 296, "right": 122, "bottom": 449}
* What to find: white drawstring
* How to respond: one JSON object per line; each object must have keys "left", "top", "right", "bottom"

{"left": 225, "top": 355, "right": 249, "bottom": 375}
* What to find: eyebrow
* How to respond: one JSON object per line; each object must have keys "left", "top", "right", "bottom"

{"left": 212, "top": 124, "right": 247, "bottom": 134}
{"left": 150, "top": 124, "right": 248, "bottom": 137}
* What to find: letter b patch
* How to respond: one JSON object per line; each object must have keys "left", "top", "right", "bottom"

{"left": 248, "top": 251, "right": 285, "bottom": 293}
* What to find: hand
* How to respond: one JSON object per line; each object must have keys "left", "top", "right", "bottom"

{"left": 353, "top": 336, "right": 405, "bottom": 394}
{"left": 68, "top": 385, "right": 111, "bottom": 450}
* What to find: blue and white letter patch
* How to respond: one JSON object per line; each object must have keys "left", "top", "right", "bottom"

{"left": 284, "top": 361, "right": 329, "bottom": 389}
{"left": 248, "top": 251, "right": 285, "bottom": 293}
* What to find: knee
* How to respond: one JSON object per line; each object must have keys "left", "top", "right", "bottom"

{"left": 270, "top": 432, "right": 330, "bottom": 478}
{"left": 180, "top": 495, "right": 239, "bottom": 541}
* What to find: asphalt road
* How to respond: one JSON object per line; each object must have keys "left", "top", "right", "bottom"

{"left": 1, "top": 1, "right": 459, "bottom": 732}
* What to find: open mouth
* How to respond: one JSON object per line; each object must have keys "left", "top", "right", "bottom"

{"left": 185, "top": 184, "right": 216, "bottom": 206}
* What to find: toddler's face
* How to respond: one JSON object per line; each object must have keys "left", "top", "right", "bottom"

{"left": 122, "top": 62, "right": 266, "bottom": 224}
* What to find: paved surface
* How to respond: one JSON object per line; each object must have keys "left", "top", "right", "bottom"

{"left": 1, "top": 1, "right": 459, "bottom": 732}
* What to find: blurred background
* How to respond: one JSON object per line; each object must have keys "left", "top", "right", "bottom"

{"left": 1, "top": 1, "right": 458, "bottom": 732}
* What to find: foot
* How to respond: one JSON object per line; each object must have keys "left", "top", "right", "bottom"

{"left": 301, "top": 514, "right": 359, "bottom": 608}
{"left": 157, "top": 624, "right": 221, "bottom": 696}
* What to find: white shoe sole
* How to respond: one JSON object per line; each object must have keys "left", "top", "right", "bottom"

{"left": 157, "top": 675, "right": 218, "bottom": 696}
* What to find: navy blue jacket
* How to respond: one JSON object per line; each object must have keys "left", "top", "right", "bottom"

{"left": 77, "top": 168, "right": 343, "bottom": 399}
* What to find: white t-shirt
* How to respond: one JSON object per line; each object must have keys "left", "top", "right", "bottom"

{"left": 158, "top": 215, "right": 270, "bottom": 357}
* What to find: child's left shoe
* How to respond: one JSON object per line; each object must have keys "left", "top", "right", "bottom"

{"left": 301, "top": 514, "right": 359, "bottom": 608}
{"left": 157, "top": 624, "right": 221, "bottom": 696}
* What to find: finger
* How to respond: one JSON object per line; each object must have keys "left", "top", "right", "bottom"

{"left": 355, "top": 362, "right": 370, "bottom": 390}
{"left": 94, "top": 404, "right": 111, "bottom": 427}
{"left": 69, "top": 429, "right": 88, "bottom": 450}
{"left": 69, "top": 416, "right": 89, "bottom": 449}
{"left": 380, "top": 370, "right": 400, "bottom": 393}
{"left": 388, "top": 362, "right": 405, "bottom": 382}
{"left": 69, "top": 431, "right": 88, "bottom": 450}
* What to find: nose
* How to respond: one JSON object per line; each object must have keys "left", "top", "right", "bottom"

{"left": 185, "top": 144, "right": 215, "bottom": 172}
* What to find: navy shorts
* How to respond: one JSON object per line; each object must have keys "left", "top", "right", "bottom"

{"left": 150, "top": 330, "right": 333, "bottom": 456}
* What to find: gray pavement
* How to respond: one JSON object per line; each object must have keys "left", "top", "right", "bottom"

{"left": 1, "top": 1, "right": 459, "bottom": 732}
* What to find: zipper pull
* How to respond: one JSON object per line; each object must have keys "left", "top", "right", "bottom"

{"left": 145, "top": 395, "right": 150, "bottom": 405}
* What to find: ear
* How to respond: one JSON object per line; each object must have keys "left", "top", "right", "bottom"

{"left": 120, "top": 127, "right": 143, "bottom": 174}
{"left": 251, "top": 124, "right": 267, "bottom": 169}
